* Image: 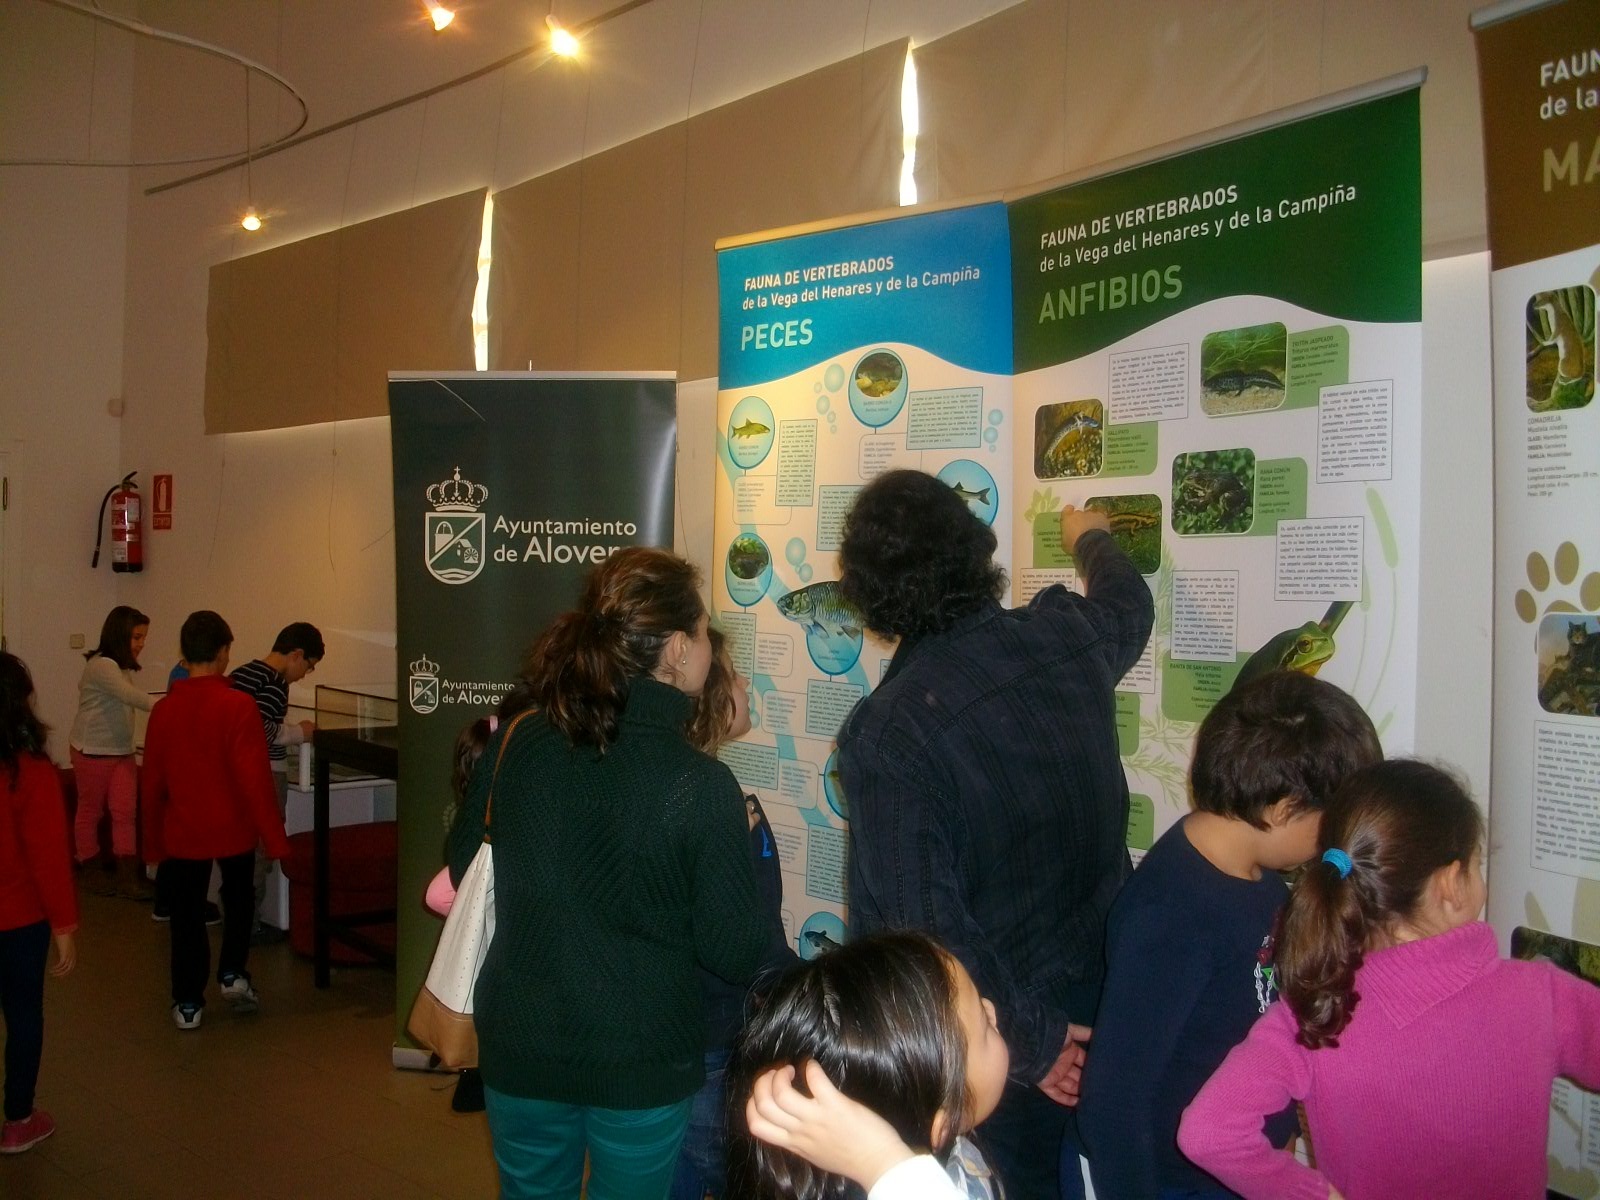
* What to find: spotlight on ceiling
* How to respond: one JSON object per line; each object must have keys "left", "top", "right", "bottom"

{"left": 425, "top": 3, "right": 455, "bottom": 32}
{"left": 546, "top": 14, "right": 580, "bottom": 57}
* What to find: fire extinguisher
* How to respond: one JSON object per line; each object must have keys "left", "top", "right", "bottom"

{"left": 92, "top": 471, "right": 144, "bottom": 573}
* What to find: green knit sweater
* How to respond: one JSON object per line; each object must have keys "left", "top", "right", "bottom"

{"left": 447, "top": 678, "right": 768, "bottom": 1108}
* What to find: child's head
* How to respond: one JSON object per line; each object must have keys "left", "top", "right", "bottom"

{"left": 1189, "top": 671, "right": 1381, "bottom": 868}
{"left": 0, "top": 651, "right": 48, "bottom": 779}
{"left": 179, "top": 610, "right": 234, "bottom": 668}
{"left": 451, "top": 717, "right": 494, "bottom": 802}
{"left": 686, "top": 627, "right": 752, "bottom": 753}
{"left": 271, "top": 622, "right": 325, "bottom": 682}
{"left": 734, "top": 932, "right": 1007, "bottom": 1198}
{"left": 91, "top": 605, "right": 150, "bottom": 670}
{"left": 1277, "top": 758, "right": 1485, "bottom": 1050}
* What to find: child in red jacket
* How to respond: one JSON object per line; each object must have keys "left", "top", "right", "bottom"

{"left": 0, "top": 652, "right": 78, "bottom": 1154}
{"left": 142, "top": 612, "right": 290, "bottom": 1030}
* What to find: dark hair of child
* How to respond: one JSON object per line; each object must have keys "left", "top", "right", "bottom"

{"left": 87, "top": 605, "right": 151, "bottom": 671}
{"left": 179, "top": 610, "right": 234, "bottom": 666}
{"left": 0, "top": 652, "right": 49, "bottom": 784}
{"left": 1275, "top": 758, "right": 1484, "bottom": 1050}
{"left": 729, "top": 931, "right": 969, "bottom": 1200}
{"left": 271, "top": 621, "right": 326, "bottom": 661}
{"left": 1188, "top": 671, "right": 1382, "bottom": 830}
{"left": 452, "top": 718, "right": 493, "bottom": 803}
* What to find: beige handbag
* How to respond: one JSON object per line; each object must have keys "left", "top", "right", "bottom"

{"left": 406, "top": 710, "right": 534, "bottom": 1068}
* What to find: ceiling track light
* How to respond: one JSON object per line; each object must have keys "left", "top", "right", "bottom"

{"left": 546, "top": 13, "right": 580, "bottom": 58}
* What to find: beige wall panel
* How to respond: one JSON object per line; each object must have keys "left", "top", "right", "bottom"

{"left": 1061, "top": 0, "right": 1270, "bottom": 172}
{"left": 912, "top": 0, "right": 1069, "bottom": 203}
{"left": 488, "top": 165, "right": 583, "bottom": 370}
{"left": 1320, "top": 0, "right": 1484, "bottom": 252}
{"left": 680, "top": 39, "right": 908, "bottom": 380}
{"left": 574, "top": 125, "right": 689, "bottom": 372}
{"left": 332, "top": 188, "right": 484, "bottom": 419}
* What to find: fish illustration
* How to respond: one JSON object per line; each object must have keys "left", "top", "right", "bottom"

{"left": 1203, "top": 369, "right": 1284, "bottom": 395}
{"left": 949, "top": 480, "right": 992, "bottom": 507}
{"left": 730, "top": 418, "right": 771, "bottom": 439}
{"left": 803, "top": 930, "right": 842, "bottom": 952}
{"left": 774, "top": 581, "right": 863, "bottom": 642}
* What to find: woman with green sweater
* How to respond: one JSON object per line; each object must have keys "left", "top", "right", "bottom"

{"left": 447, "top": 547, "right": 768, "bottom": 1199}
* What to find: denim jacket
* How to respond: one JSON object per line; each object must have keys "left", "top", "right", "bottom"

{"left": 839, "top": 530, "right": 1154, "bottom": 1083}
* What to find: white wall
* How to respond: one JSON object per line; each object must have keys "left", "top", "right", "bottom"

{"left": 0, "top": 2, "right": 134, "bottom": 742}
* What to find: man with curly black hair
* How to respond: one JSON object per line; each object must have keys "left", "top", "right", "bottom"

{"left": 836, "top": 468, "right": 1153, "bottom": 1200}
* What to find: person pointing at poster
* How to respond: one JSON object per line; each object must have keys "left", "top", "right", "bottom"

{"left": 836, "top": 469, "right": 1154, "bottom": 1200}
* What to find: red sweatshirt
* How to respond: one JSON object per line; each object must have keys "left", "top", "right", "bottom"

{"left": 0, "top": 754, "right": 79, "bottom": 935}
{"left": 141, "top": 675, "right": 291, "bottom": 862}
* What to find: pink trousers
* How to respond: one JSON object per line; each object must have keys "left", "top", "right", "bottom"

{"left": 70, "top": 750, "right": 138, "bottom": 860}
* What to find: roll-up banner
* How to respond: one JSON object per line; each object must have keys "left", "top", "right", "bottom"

{"left": 1474, "top": 1, "right": 1600, "bottom": 1192}
{"left": 389, "top": 372, "right": 677, "bottom": 1046}
{"left": 714, "top": 204, "right": 1014, "bottom": 954}
{"left": 1008, "top": 81, "right": 1423, "bottom": 861}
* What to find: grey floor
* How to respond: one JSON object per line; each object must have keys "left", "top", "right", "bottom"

{"left": 1, "top": 888, "right": 499, "bottom": 1198}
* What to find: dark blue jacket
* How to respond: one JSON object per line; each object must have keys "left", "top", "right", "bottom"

{"left": 839, "top": 529, "right": 1153, "bottom": 1083}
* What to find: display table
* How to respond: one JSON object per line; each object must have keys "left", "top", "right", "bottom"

{"left": 308, "top": 684, "right": 400, "bottom": 988}
{"left": 260, "top": 765, "right": 396, "bottom": 930}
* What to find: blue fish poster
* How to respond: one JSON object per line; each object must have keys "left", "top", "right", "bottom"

{"left": 714, "top": 204, "right": 1013, "bottom": 951}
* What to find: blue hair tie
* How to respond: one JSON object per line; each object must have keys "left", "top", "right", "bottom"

{"left": 1321, "top": 848, "right": 1353, "bottom": 879}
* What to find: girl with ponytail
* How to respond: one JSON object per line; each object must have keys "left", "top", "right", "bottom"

{"left": 445, "top": 547, "right": 770, "bottom": 1198}
{"left": 1179, "top": 759, "right": 1600, "bottom": 1200}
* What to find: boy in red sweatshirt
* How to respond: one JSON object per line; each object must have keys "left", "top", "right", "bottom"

{"left": 142, "top": 612, "right": 290, "bottom": 1029}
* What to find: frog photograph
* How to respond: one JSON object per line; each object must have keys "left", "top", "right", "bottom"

{"left": 1086, "top": 493, "right": 1162, "bottom": 574}
{"left": 1526, "top": 285, "right": 1596, "bottom": 412}
{"left": 1229, "top": 601, "right": 1352, "bottom": 693}
{"left": 1034, "top": 398, "right": 1104, "bottom": 479}
{"left": 1170, "top": 448, "right": 1255, "bottom": 535}
{"left": 1199, "top": 321, "right": 1288, "bottom": 416}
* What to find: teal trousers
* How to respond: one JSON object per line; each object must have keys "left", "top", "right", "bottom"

{"left": 483, "top": 1085, "right": 693, "bottom": 1199}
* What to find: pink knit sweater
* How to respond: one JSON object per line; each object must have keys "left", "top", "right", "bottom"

{"left": 1178, "top": 921, "right": 1600, "bottom": 1199}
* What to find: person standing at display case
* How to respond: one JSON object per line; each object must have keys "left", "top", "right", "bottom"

{"left": 836, "top": 469, "right": 1154, "bottom": 1200}
{"left": 446, "top": 548, "right": 768, "bottom": 1199}
{"left": 68, "top": 605, "right": 156, "bottom": 899}
{"left": 229, "top": 621, "right": 322, "bottom": 939}
{"left": 142, "top": 611, "right": 291, "bottom": 1030}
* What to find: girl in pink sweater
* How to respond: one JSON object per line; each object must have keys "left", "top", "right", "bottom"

{"left": 1179, "top": 759, "right": 1600, "bottom": 1200}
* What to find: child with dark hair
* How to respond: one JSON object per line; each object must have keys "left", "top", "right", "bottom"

{"left": 671, "top": 628, "right": 796, "bottom": 1199}
{"left": 734, "top": 931, "right": 1009, "bottom": 1200}
{"left": 68, "top": 604, "right": 155, "bottom": 898}
{"left": 1180, "top": 759, "right": 1600, "bottom": 1199}
{"left": 1080, "top": 671, "right": 1381, "bottom": 1199}
{"left": 0, "top": 652, "right": 77, "bottom": 1154}
{"left": 230, "top": 620, "right": 323, "bottom": 939}
{"left": 143, "top": 611, "right": 291, "bottom": 1030}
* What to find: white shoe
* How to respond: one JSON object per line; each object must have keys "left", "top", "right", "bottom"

{"left": 172, "top": 1003, "right": 203, "bottom": 1030}
{"left": 220, "top": 974, "right": 260, "bottom": 1013}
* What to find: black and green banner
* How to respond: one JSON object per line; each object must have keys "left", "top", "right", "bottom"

{"left": 389, "top": 372, "right": 677, "bottom": 1044}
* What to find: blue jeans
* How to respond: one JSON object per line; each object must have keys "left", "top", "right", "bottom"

{"left": 975, "top": 1078, "right": 1085, "bottom": 1200}
{"left": 669, "top": 1049, "right": 732, "bottom": 1199}
{"left": 484, "top": 1085, "right": 693, "bottom": 1200}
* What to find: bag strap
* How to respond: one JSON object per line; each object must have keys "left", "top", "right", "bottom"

{"left": 483, "top": 708, "right": 538, "bottom": 842}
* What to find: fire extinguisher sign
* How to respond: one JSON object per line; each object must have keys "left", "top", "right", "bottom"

{"left": 152, "top": 474, "right": 173, "bottom": 530}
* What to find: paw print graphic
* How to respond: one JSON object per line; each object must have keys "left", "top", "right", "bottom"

{"left": 1514, "top": 541, "right": 1600, "bottom": 623}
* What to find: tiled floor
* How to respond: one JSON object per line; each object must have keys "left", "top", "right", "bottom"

{"left": 2, "top": 889, "right": 499, "bottom": 1198}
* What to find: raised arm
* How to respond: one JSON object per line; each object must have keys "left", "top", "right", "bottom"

{"left": 1063, "top": 509, "right": 1155, "bottom": 680}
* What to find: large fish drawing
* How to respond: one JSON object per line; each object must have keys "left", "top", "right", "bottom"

{"left": 775, "top": 581, "right": 863, "bottom": 641}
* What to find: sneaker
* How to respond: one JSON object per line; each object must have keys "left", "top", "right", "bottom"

{"left": 152, "top": 901, "right": 221, "bottom": 925}
{"left": 0, "top": 1110, "right": 55, "bottom": 1154}
{"left": 172, "top": 1003, "right": 203, "bottom": 1030}
{"left": 219, "top": 974, "right": 260, "bottom": 1013}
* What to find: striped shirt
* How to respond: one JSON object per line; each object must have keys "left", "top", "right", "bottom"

{"left": 228, "top": 659, "right": 289, "bottom": 762}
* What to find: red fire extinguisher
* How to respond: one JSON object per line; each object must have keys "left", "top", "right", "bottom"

{"left": 92, "top": 472, "right": 144, "bottom": 573}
